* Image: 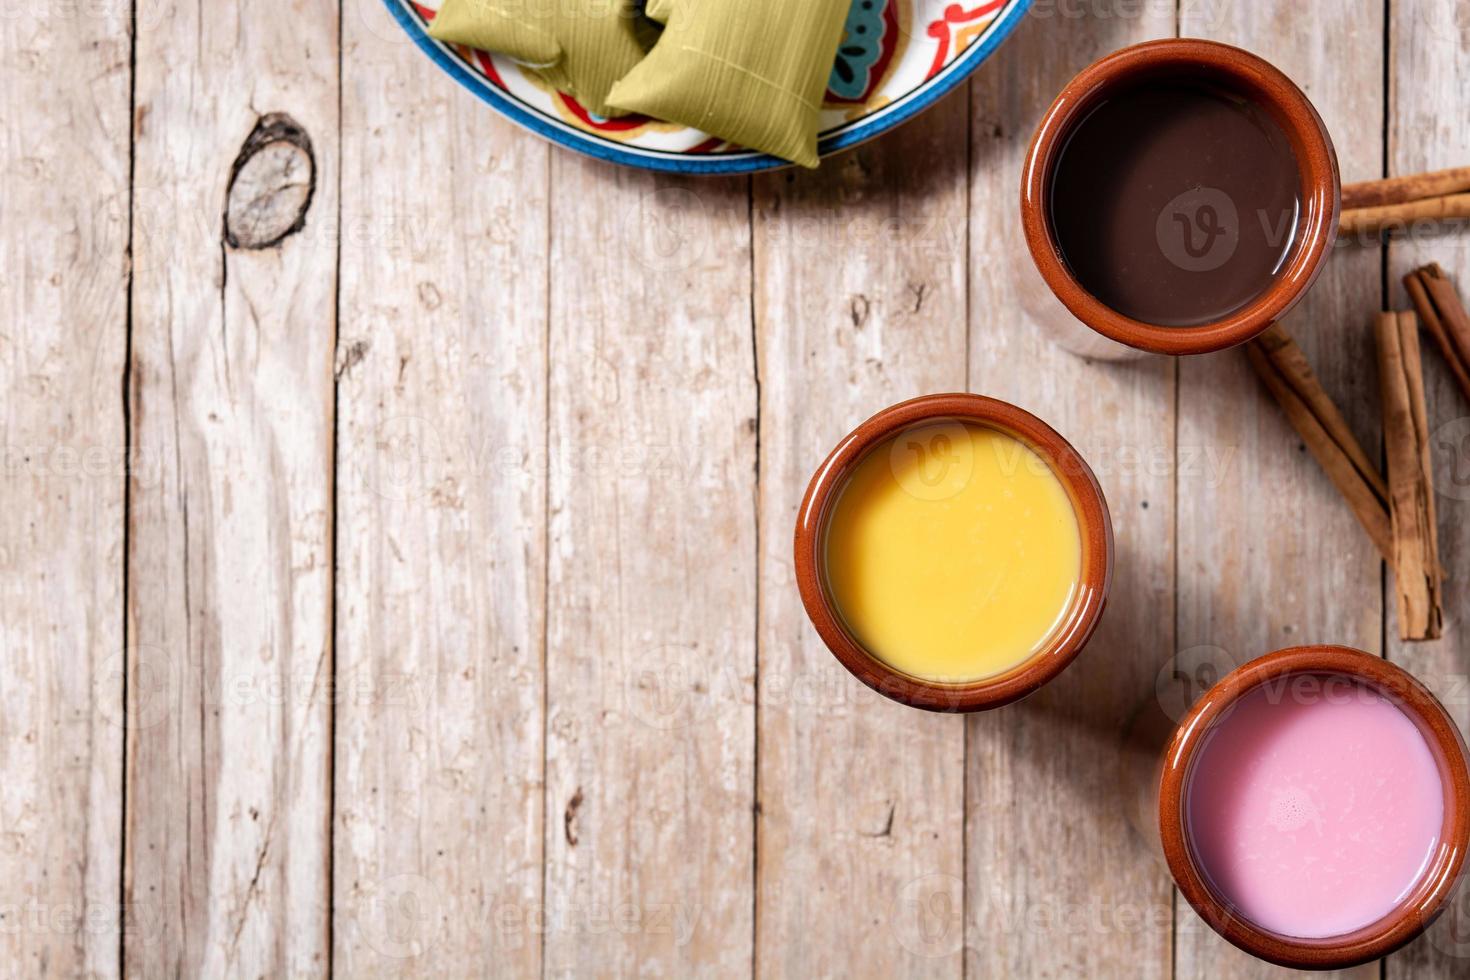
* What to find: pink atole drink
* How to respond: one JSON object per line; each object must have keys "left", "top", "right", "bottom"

{"left": 1185, "top": 678, "right": 1444, "bottom": 939}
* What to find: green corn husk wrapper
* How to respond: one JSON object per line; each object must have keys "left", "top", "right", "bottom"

{"left": 428, "top": 0, "right": 659, "bottom": 118}
{"left": 606, "top": 0, "right": 849, "bottom": 168}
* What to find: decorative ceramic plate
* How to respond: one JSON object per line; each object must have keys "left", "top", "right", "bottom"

{"left": 385, "top": 0, "right": 1035, "bottom": 174}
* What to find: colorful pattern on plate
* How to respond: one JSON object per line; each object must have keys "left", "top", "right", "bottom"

{"left": 828, "top": 0, "right": 906, "bottom": 104}
{"left": 389, "top": 0, "right": 1032, "bottom": 173}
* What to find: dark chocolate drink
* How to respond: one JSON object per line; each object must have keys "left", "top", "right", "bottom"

{"left": 1049, "top": 81, "right": 1302, "bottom": 327}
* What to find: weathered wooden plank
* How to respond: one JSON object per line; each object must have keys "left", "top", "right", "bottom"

{"left": 754, "top": 103, "right": 969, "bottom": 975}
{"left": 1176, "top": 4, "right": 1385, "bottom": 978}
{"left": 0, "top": 5, "right": 130, "bottom": 977}
{"left": 541, "top": 165, "right": 756, "bottom": 976}
{"left": 332, "top": 9, "right": 550, "bottom": 977}
{"left": 1385, "top": 0, "right": 1470, "bottom": 974}
{"left": 964, "top": 9, "right": 1177, "bottom": 977}
{"left": 125, "top": 0, "right": 338, "bottom": 974}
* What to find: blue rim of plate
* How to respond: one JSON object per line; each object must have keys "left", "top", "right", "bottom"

{"left": 383, "top": 0, "right": 1035, "bottom": 175}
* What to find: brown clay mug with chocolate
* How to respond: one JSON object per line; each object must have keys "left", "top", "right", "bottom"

{"left": 1159, "top": 645, "right": 1470, "bottom": 969}
{"left": 1021, "top": 39, "right": 1341, "bottom": 356}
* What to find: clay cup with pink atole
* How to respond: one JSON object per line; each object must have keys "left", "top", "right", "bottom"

{"left": 1158, "top": 645, "right": 1470, "bottom": 970}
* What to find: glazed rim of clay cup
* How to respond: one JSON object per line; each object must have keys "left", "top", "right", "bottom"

{"left": 1159, "top": 645, "right": 1470, "bottom": 970}
{"left": 793, "top": 393, "right": 1113, "bottom": 713}
{"left": 1021, "top": 38, "right": 1342, "bottom": 356}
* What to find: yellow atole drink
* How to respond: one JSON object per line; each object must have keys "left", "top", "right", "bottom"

{"left": 824, "top": 422, "right": 1082, "bottom": 683}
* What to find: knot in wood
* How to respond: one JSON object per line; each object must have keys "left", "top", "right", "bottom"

{"left": 223, "top": 112, "right": 316, "bottom": 250}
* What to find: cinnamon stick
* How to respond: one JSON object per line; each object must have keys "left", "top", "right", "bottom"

{"left": 1342, "top": 165, "right": 1470, "bottom": 210}
{"left": 1245, "top": 324, "right": 1393, "bottom": 563}
{"left": 1404, "top": 263, "right": 1470, "bottom": 407}
{"left": 1339, "top": 193, "right": 1470, "bottom": 237}
{"left": 1376, "top": 310, "right": 1444, "bottom": 641}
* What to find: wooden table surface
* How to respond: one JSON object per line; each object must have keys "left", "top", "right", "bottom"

{"left": 6, "top": 0, "right": 1470, "bottom": 976}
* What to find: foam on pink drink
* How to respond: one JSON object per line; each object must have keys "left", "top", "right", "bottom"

{"left": 1185, "top": 677, "right": 1445, "bottom": 939}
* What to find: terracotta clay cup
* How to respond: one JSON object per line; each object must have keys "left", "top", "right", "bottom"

{"left": 1160, "top": 645, "right": 1470, "bottom": 970}
{"left": 793, "top": 393, "right": 1113, "bottom": 712}
{"left": 1021, "top": 38, "right": 1341, "bottom": 356}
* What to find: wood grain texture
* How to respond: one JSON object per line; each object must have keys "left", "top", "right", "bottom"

{"left": 1386, "top": 0, "right": 1470, "bottom": 973}
{"left": 8, "top": 4, "right": 1470, "bottom": 976}
{"left": 1176, "top": 3, "right": 1385, "bottom": 978}
{"left": 124, "top": 0, "right": 339, "bottom": 974}
{"left": 332, "top": 3, "right": 550, "bottom": 974}
{"left": 0, "top": 5, "right": 130, "bottom": 978}
{"left": 753, "top": 102, "right": 968, "bottom": 977}
{"left": 541, "top": 166, "right": 756, "bottom": 976}
{"left": 964, "top": 8, "right": 1177, "bottom": 977}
